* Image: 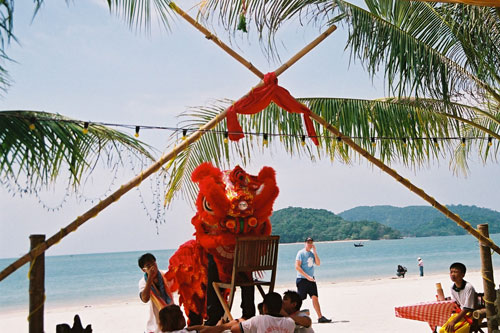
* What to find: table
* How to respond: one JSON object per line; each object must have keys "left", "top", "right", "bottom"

{"left": 395, "top": 300, "right": 459, "bottom": 331}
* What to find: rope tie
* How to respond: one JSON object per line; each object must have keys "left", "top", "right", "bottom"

{"left": 483, "top": 296, "right": 495, "bottom": 305}
{"left": 53, "top": 228, "right": 65, "bottom": 245}
{"left": 27, "top": 294, "right": 46, "bottom": 321}
{"left": 27, "top": 256, "right": 36, "bottom": 279}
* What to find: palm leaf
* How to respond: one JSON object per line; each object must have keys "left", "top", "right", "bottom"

{"left": 0, "top": 110, "right": 154, "bottom": 191}
{"left": 105, "top": 0, "right": 177, "bottom": 32}
{"left": 163, "top": 95, "right": 499, "bottom": 204}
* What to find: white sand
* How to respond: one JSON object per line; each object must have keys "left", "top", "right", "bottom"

{"left": 1, "top": 270, "right": 494, "bottom": 332}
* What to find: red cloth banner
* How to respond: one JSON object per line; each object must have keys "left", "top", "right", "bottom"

{"left": 226, "top": 72, "right": 319, "bottom": 145}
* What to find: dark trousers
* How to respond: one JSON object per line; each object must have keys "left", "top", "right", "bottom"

{"left": 205, "top": 254, "right": 255, "bottom": 325}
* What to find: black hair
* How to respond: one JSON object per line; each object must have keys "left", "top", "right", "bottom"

{"left": 450, "top": 262, "right": 467, "bottom": 275}
{"left": 257, "top": 302, "right": 264, "bottom": 315}
{"left": 283, "top": 290, "right": 302, "bottom": 312}
{"left": 138, "top": 253, "right": 156, "bottom": 269}
{"left": 263, "top": 292, "right": 283, "bottom": 315}
{"left": 159, "top": 304, "right": 185, "bottom": 331}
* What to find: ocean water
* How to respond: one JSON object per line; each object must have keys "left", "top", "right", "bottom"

{"left": 2, "top": 234, "right": 500, "bottom": 311}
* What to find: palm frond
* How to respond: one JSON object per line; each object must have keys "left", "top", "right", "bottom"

{"left": 163, "top": 95, "right": 499, "bottom": 204}
{"left": 105, "top": 0, "right": 177, "bottom": 33}
{"left": 0, "top": 110, "right": 154, "bottom": 190}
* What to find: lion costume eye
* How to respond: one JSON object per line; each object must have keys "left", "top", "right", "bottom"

{"left": 203, "top": 197, "right": 214, "bottom": 215}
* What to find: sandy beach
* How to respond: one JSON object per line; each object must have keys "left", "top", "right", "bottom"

{"left": 1, "top": 269, "right": 494, "bottom": 332}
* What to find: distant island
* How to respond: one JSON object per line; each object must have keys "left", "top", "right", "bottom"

{"left": 271, "top": 205, "right": 500, "bottom": 243}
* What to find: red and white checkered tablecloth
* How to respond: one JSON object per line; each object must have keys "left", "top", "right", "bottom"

{"left": 395, "top": 300, "right": 459, "bottom": 331}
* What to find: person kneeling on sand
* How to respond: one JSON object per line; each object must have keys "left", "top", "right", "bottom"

{"left": 159, "top": 305, "right": 195, "bottom": 333}
{"left": 281, "top": 290, "right": 314, "bottom": 333}
{"left": 231, "top": 292, "right": 296, "bottom": 333}
{"left": 439, "top": 262, "right": 477, "bottom": 333}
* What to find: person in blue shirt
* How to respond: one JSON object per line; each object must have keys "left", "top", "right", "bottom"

{"left": 295, "top": 237, "right": 331, "bottom": 323}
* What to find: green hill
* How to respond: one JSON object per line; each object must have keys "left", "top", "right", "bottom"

{"left": 270, "top": 207, "right": 401, "bottom": 243}
{"left": 338, "top": 204, "right": 500, "bottom": 237}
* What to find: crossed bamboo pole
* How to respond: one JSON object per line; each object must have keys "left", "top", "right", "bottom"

{"left": 2, "top": 0, "right": 499, "bottom": 283}
{"left": 170, "top": 3, "right": 500, "bottom": 252}
{"left": 0, "top": 5, "right": 337, "bottom": 282}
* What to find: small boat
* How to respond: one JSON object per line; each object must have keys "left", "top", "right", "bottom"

{"left": 353, "top": 242, "right": 364, "bottom": 247}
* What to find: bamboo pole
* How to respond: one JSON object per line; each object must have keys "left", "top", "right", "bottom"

{"left": 308, "top": 112, "right": 500, "bottom": 254}
{"left": 0, "top": 111, "right": 226, "bottom": 282}
{"left": 274, "top": 25, "right": 337, "bottom": 77}
{"left": 29, "top": 234, "right": 45, "bottom": 333}
{"left": 478, "top": 224, "right": 498, "bottom": 331}
{"left": 0, "top": 0, "right": 337, "bottom": 284}
{"left": 168, "top": 2, "right": 264, "bottom": 79}
{"left": 169, "top": 1, "right": 337, "bottom": 80}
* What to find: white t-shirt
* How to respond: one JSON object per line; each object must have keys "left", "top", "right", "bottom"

{"left": 139, "top": 270, "right": 167, "bottom": 333}
{"left": 240, "top": 314, "right": 295, "bottom": 333}
{"left": 450, "top": 280, "right": 476, "bottom": 310}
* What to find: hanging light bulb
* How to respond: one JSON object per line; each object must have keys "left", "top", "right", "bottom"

{"left": 29, "top": 117, "right": 36, "bottom": 131}
{"left": 83, "top": 122, "right": 89, "bottom": 134}
{"left": 461, "top": 137, "right": 466, "bottom": 147}
{"left": 263, "top": 133, "right": 268, "bottom": 146}
{"left": 433, "top": 138, "right": 439, "bottom": 147}
{"left": 135, "top": 126, "right": 140, "bottom": 138}
{"left": 488, "top": 136, "right": 493, "bottom": 147}
{"left": 371, "top": 137, "right": 376, "bottom": 147}
{"left": 402, "top": 137, "right": 407, "bottom": 147}
{"left": 182, "top": 129, "right": 187, "bottom": 140}
{"left": 224, "top": 131, "right": 229, "bottom": 144}
{"left": 301, "top": 135, "right": 306, "bottom": 146}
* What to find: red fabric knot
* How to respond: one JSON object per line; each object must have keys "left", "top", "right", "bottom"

{"left": 226, "top": 72, "right": 319, "bottom": 145}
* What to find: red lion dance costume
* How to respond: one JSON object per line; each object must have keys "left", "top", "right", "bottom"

{"left": 166, "top": 162, "right": 279, "bottom": 324}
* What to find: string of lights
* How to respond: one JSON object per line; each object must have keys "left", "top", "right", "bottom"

{"left": 10, "top": 113, "right": 497, "bottom": 145}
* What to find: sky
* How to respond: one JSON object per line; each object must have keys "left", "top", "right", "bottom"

{"left": 1, "top": 1, "right": 499, "bottom": 260}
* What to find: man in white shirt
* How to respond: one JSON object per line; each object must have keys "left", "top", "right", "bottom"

{"left": 231, "top": 292, "right": 295, "bottom": 333}
{"left": 138, "top": 253, "right": 174, "bottom": 333}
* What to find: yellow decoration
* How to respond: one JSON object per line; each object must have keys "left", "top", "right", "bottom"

{"left": 134, "top": 132, "right": 139, "bottom": 138}
{"left": 83, "top": 128, "right": 89, "bottom": 135}
{"left": 224, "top": 138, "right": 228, "bottom": 144}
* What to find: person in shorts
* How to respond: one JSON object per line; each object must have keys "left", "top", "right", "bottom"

{"left": 295, "top": 238, "right": 331, "bottom": 323}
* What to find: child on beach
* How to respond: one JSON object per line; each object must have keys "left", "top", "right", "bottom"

{"left": 159, "top": 304, "right": 194, "bottom": 333}
{"left": 440, "top": 262, "right": 477, "bottom": 333}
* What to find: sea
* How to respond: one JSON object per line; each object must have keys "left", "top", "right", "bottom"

{"left": 2, "top": 233, "right": 500, "bottom": 312}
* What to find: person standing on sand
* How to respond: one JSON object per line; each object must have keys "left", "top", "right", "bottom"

{"left": 418, "top": 257, "right": 424, "bottom": 277}
{"left": 138, "top": 253, "right": 174, "bottom": 333}
{"left": 295, "top": 237, "right": 331, "bottom": 323}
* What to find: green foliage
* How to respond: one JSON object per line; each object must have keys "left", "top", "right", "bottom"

{"left": 339, "top": 204, "right": 500, "bottom": 237}
{"left": 270, "top": 206, "right": 401, "bottom": 243}
{"left": 0, "top": 110, "right": 154, "bottom": 190}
